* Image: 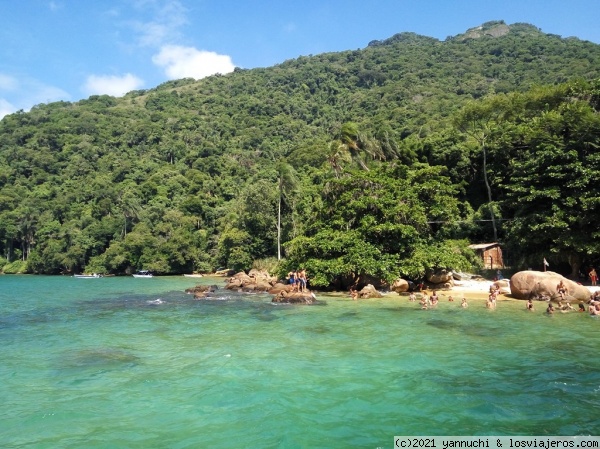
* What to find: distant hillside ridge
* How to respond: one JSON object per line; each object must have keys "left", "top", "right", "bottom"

{"left": 0, "top": 20, "right": 599, "bottom": 276}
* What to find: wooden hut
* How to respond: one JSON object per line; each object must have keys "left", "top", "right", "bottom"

{"left": 469, "top": 242, "right": 504, "bottom": 269}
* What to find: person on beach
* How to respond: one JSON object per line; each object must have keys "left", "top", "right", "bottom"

{"left": 526, "top": 299, "right": 534, "bottom": 311}
{"left": 579, "top": 303, "right": 586, "bottom": 312}
{"left": 350, "top": 288, "right": 358, "bottom": 301}
{"left": 448, "top": 295, "right": 454, "bottom": 302}
{"left": 461, "top": 297, "right": 468, "bottom": 308}
{"left": 546, "top": 303, "right": 555, "bottom": 314}
{"left": 430, "top": 290, "right": 439, "bottom": 307}
{"left": 409, "top": 292, "right": 416, "bottom": 302}
{"left": 589, "top": 303, "right": 600, "bottom": 316}
{"left": 589, "top": 268, "right": 597, "bottom": 286}
{"left": 288, "top": 270, "right": 295, "bottom": 287}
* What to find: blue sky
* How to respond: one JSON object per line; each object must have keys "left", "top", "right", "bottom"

{"left": 0, "top": 0, "right": 598, "bottom": 119}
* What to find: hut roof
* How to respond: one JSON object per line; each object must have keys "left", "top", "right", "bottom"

{"left": 468, "top": 242, "right": 500, "bottom": 250}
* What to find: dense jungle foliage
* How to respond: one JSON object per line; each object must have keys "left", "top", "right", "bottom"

{"left": 1, "top": 21, "right": 600, "bottom": 286}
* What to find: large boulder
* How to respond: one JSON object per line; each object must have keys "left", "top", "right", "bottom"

{"left": 358, "top": 284, "right": 383, "bottom": 299}
{"left": 510, "top": 270, "right": 590, "bottom": 301}
{"left": 272, "top": 291, "right": 316, "bottom": 304}
{"left": 185, "top": 284, "right": 218, "bottom": 299}
{"left": 391, "top": 279, "right": 410, "bottom": 293}
{"left": 248, "top": 268, "right": 278, "bottom": 285}
{"left": 225, "top": 271, "right": 253, "bottom": 289}
{"left": 268, "top": 282, "right": 294, "bottom": 295}
{"left": 426, "top": 269, "right": 453, "bottom": 285}
{"left": 225, "top": 270, "right": 277, "bottom": 292}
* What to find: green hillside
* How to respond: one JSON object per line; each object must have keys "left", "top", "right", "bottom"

{"left": 1, "top": 20, "right": 599, "bottom": 285}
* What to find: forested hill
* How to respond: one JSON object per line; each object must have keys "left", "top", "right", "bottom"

{"left": 1, "top": 20, "right": 600, "bottom": 283}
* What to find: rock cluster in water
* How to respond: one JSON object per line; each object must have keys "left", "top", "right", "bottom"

{"left": 185, "top": 284, "right": 219, "bottom": 299}
{"left": 223, "top": 269, "right": 318, "bottom": 304}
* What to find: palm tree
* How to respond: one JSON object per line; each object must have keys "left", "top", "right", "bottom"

{"left": 118, "top": 189, "right": 143, "bottom": 237}
{"left": 275, "top": 161, "right": 298, "bottom": 260}
{"left": 455, "top": 100, "right": 506, "bottom": 242}
{"left": 327, "top": 140, "right": 352, "bottom": 178}
{"left": 328, "top": 122, "right": 384, "bottom": 175}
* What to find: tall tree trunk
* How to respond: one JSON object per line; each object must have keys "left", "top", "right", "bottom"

{"left": 277, "top": 193, "right": 282, "bottom": 260}
{"left": 568, "top": 252, "right": 582, "bottom": 279}
{"left": 6, "top": 239, "right": 12, "bottom": 262}
{"left": 482, "top": 140, "right": 498, "bottom": 242}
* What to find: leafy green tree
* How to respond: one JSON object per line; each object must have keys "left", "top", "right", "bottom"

{"left": 496, "top": 82, "right": 600, "bottom": 276}
{"left": 283, "top": 166, "right": 473, "bottom": 287}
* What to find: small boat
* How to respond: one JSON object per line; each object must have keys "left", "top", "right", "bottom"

{"left": 133, "top": 270, "right": 153, "bottom": 278}
{"left": 74, "top": 273, "right": 102, "bottom": 278}
{"left": 183, "top": 274, "right": 203, "bottom": 278}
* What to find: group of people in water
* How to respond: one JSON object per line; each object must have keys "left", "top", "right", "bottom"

{"left": 549, "top": 279, "right": 600, "bottom": 315}
{"left": 400, "top": 280, "right": 600, "bottom": 316}
{"left": 287, "top": 269, "right": 308, "bottom": 293}
{"left": 406, "top": 290, "right": 469, "bottom": 310}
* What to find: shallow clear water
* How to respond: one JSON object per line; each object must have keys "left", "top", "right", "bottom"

{"left": 1, "top": 275, "right": 599, "bottom": 448}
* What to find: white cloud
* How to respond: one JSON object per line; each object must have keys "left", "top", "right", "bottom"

{"left": 82, "top": 73, "right": 145, "bottom": 97}
{"left": 129, "top": 0, "right": 188, "bottom": 48}
{"left": 30, "top": 84, "right": 71, "bottom": 104}
{"left": 0, "top": 98, "right": 16, "bottom": 119}
{"left": 0, "top": 77, "right": 70, "bottom": 119}
{"left": 0, "top": 74, "right": 19, "bottom": 91}
{"left": 48, "top": 1, "right": 64, "bottom": 11}
{"left": 284, "top": 22, "right": 297, "bottom": 33}
{"left": 152, "top": 45, "right": 235, "bottom": 80}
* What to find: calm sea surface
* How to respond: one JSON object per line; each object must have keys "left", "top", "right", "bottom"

{"left": 1, "top": 275, "right": 599, "bottom": 448}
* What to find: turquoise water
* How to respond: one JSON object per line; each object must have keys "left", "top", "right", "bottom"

{"left": 1, "top": 275, "right": 599, "bottom": 448}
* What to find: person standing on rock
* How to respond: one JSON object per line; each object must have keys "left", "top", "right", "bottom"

{"left": 299, "top": 269, "right": 307, "bottom": 292}
{"left": 556, "top": 280, "right": 567, "bottom": 300}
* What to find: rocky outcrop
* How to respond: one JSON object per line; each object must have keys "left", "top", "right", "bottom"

{"left": 185, "top": 284, "right": 219, "bottom": 299}
{"left": 510, "top": 270, "right": 590, "bottom": 302}
{"left": 358, "top": 284, "right": 383, "bottom": 299}
{"left": 268, "top": 282, "right": 294, "bottom": 295}
{"left": 272, "top": 291, "right": 316, "bottom": 304}
{"left": 225, "top": 269, "right": 278, "bottom": 292}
